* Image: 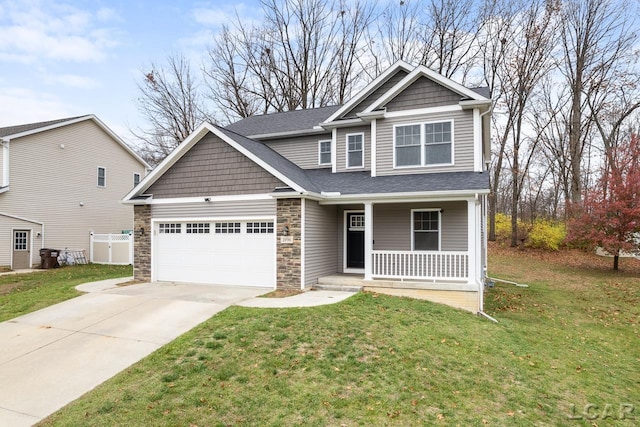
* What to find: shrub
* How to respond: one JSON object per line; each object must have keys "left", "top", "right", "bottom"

{"left": 493, "top": 213, "right": 528, "bottom": 244}
{"left": 526, "top": 219, "right": 566, "bottom": 251}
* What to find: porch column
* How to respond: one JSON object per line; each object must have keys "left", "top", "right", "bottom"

{"left": 364, "top": 201, "right": 373, "bottom": 280}
{"left": 467, "top": 197, "right": 479, "bottom": 286}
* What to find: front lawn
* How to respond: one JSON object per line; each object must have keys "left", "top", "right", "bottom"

{"left": 0, "top": 264, "right": 133, "bottom": 322}
{"left": 40, "top": 248, "right": 639, "bottom": 426}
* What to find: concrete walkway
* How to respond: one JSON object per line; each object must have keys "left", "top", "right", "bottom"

{"left": 0, "top": 277, "right": 356, "bottom": 426}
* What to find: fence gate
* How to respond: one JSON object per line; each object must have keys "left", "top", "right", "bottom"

{"left": 90, "top": 233, "right": 133, "bottom": 265}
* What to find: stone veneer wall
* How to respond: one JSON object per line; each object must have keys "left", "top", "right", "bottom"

{"left": 276, "top": 198, "right": 302, "bottom": 290}
{"left": 133, "top": 205, "right": 151, "bottom": 281}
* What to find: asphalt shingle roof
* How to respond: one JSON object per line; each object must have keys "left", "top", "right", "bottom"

{"left": 225, "top": 105, "right": 341, "bottom": 137}
{"left": 0, "top": 115, "right": 89, "bottom": 138}
{"left": 304, "top": 169, "right": 489, "bottom": 195}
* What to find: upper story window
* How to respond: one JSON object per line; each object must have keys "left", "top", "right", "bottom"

{"left": 346, "top": 133, "right": 364, "bottom": 169}
{"left": 319, "top": 140, "right": 331, "bottom": 165}
{"left": 133, "top": 173, "right": 141, "bottom": 187}
{"left": 97, "top": 167, "right": 106, "bottom": 187}
{"left": 394, "top": 120, "right": 454, "bottom": 168}
{"left": 412, "top": 210, "right": 440, "bottom": 251}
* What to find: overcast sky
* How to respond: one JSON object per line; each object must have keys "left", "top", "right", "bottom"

{"left": 0, "top": 0, "right": 260, "bottom": 143}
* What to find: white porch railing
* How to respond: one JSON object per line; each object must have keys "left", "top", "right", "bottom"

{"left": 372, "top": 250, "right": 469, "bottom": 281}
{"left": 90, "top": 233, "right": 133, "bottom": 265}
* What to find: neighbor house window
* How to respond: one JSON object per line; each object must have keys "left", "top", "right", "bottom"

{"left": 97, "top": 167, "right": 106, "bottom": 187}
{"left": 319, "top": 140, "right": 332, "bottom": 165}
{"left": 133, "top": 173, "right": 141, "bottom": 187}
{"left": 412, "top": 210, "right": 440, "bottom": 251}
{"left": 394, "top": 120, "right": 453, "bottom": 167}
{"left": 346, "top": 133, "right": 364, "bottom": 168}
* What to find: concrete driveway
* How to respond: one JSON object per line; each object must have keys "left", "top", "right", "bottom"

{"left": 0, "top": 280, "right": 265, "bottom": 427}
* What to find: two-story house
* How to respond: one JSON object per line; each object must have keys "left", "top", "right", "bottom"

{"left": 123, "top": 61, "right": 491, "bottom": 313}
{"left": 1, "top": 115, "right": 149, "bottom": 269}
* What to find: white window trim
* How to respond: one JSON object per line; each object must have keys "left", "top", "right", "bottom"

{"left": 393, "top": 119, "right": 455, "bottom": 169}
{"left": 410, "top": 209, "right": 442, "bottom": 251}
{"left": 318, "top": 139, "right": 332, "bottom": 166}
{"left": 97, "top": 166, "right": 106, "bottom": 188}
{"left": 346, "top": 132, "right": 365, "bottom": 169}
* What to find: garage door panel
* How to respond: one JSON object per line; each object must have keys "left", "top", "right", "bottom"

{"left": 154, "top": 220, "right": 275, "bottom": 287}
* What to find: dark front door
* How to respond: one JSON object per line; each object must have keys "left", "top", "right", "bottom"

{"left": 346, "top": 212, "right": 365, "bottom": 269}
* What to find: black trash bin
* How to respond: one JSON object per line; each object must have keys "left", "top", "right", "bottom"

{"left": 39, "top": 249, "right": 60, "bottom": 269}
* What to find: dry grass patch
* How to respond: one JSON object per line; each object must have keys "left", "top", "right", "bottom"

{"left": 259, "top": 289, "right": 304, "bottom": 298}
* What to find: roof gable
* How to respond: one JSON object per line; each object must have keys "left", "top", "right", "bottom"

{"left": 0, "top": 115, "right": 149, "bottom": 169}
{"left": 146, "top": 132, "right": 285, "bottom": 198}
{"left": 364, "top": 65, "right": 490, "bottom": 114}
{"left": 124, "top": 123, "right": 317, "bottom": 202}
{"left": 322, "top": 61, "right": 414, "bottom": 124}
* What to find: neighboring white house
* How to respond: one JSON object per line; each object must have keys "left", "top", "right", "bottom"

{"left": 124, "top": 61, "right": 492, "bottom": 313}
{"left": 0, "top": 115, "right": 149, "bottom": 269}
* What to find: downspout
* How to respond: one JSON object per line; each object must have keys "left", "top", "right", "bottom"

{"left": 474, "top": 192, "right": 498, "bottom": 323}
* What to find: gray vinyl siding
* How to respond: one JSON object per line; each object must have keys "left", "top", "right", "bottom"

{"left": 151, "top": 199, "right": 277, "bottom": 219}
{"left": 147, "top": 132, "right": 285, "bottom": 198}
{"left": 376, "top": 110, "right": 475, "bottom": 175}
{"left": 336, "top": 125, "right": 371, "bottom": 173}
{"left": 0, "top": 120, "right": 146, "bottom": 265}
{"left": 373, "top": 202, "right": 468, "bottom": 251}
{"left": 341, "top": 70, "right": 409, "bottom": 118}
{"left": 263, "top": 133, "right": 332, "bottom": 169}
{"left": 304, "top": 200, "right": 339, "bottom": 286}
{"left": 386, "top": 76, "right": 461, "bottom": 111}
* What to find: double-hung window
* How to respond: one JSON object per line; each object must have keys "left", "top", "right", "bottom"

{"left": 319, "top": 140, "right": 332, "bottom": 165}
{"left": 394, "top": 120, "right": 453, "bottom": 167}
{"left": 347, "top": 133, "right": 364, "bottom": 168}
{"left": 97, "top": 167, "right": 106, "bottom": 187}
{"left": 412, "top": 210, "right": 440, "bottom": 251}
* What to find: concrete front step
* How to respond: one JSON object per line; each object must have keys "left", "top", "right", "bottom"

{"left": 312, "top": 283, "right": 363, "bottom": 293}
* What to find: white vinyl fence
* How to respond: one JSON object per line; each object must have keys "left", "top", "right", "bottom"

{"left": 90, "top": 233, "right": 133, "bottom": 265}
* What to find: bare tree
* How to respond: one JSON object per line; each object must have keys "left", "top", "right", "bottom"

{"left": 495, "top": 0, "right": 559, "bottom": 246}
{"left": 205, "top": 0, "right": 374, "bottom": 122}
{"left": 132, "top": 54, "right": 210, "bottom": 165}
{"left": 559, "top": 0, "right": 638, "bottom": 203}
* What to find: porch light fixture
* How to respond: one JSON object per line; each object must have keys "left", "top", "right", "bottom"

{"left": 204, "top": 197, "right": 211, "bottom": 202}
{"left": 283, "top": 225, "right": 289, "bottom": 236}
{"left": 136, "top": 227, "right": 145, "bottom": 237}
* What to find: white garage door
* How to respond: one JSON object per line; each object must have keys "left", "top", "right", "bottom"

{"left": 154, "top": 220, "right": 275, "bottom": 287}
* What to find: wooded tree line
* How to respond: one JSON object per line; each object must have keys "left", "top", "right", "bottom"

{"left": 133, "top": 0, "right": 640, "bottom": 247}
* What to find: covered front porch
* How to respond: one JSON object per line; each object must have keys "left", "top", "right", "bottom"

{"left": 321, "top": 196, "right": 485, "bottom": 287}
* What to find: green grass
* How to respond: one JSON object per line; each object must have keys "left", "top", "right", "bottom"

{"left": 40, "top": 249, "right": 639, "bottom": 426}
{"left": 0, "top": 264, "right": 132, "bottom": 322}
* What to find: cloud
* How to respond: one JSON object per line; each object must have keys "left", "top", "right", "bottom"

{"left": 0, "top": 0, "right": 121, "bottom": 63}
{"left": 0, "top": 87, "right": 76, "bottom": 126}
{"left": 40, "top": 73, "right": 101, "bottom": 89}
